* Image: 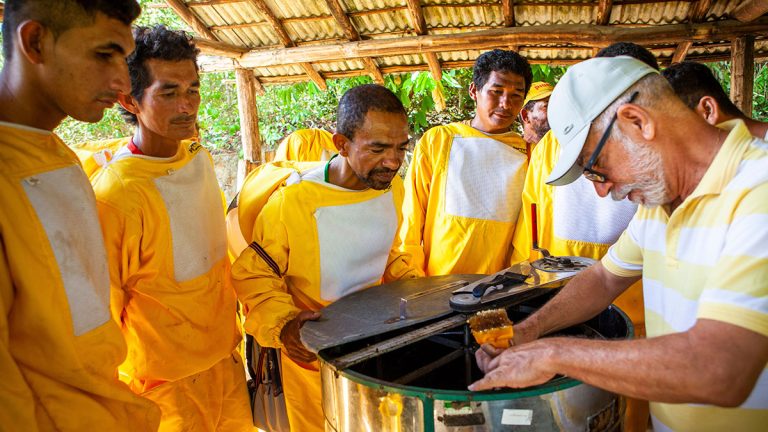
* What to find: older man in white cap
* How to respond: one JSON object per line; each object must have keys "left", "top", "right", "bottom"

{"left": 470, "top": 56, "right": 768, "bottom": 431}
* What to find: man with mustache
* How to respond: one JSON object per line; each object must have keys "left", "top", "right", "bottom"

{"left": 663, "top": 61, "right": 768, "bottom": 140}
{"left": 232, "top": 84, "right": 423, "bottom": 431}
{"left": 471, "top": 56, "right": 768, "bottom": 431}
{"left": 0, "top": 1, "right": 161, "bottom": 430}
{"left": 89, "top": 26, "right": 252, "bottom": 430}
{"left": 519, "top": 81, "right": 553, "bottom": 147}
{"left": 397, "top": 49, "right": 532, "bottom": 276}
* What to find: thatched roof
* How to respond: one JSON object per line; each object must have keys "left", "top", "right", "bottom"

{"left": 156, "top": 0, "right": 768, "bottom": 89}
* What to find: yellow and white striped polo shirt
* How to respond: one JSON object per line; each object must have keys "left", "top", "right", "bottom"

{"left": 603, "top": 120, "right": 768, "bottom": 431}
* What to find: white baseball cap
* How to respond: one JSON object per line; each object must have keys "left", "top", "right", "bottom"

{"left": 546, "top": 57, "right": 659, "bottom": 186}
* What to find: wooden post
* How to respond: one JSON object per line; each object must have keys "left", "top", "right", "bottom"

{"left": 730, "top": 35, "right": 755, "bottom": 116}
{"left": 235, "top": 68, "right": 262, "bottom": 184}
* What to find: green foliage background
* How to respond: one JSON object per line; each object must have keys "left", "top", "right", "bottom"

{"left": 0, "top": 0, "right": 765, "bottom": 153}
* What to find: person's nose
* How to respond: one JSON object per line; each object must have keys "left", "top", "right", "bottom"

{"left": 178, "top": 93, "right": 196, "bottom": 114}
{"left": 382, "top": 151, "right": 402, "bottom": 170}
{"left": 112, "top": 61, "right": 131, "bottom": 95}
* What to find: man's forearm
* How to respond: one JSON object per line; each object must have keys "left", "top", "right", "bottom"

{"left": 519, "top": 263, "right": 636, "bottom": 339}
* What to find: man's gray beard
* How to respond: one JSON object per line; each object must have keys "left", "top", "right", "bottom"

{"left": 611, "top": 134, "right": 668, "bottom": 207}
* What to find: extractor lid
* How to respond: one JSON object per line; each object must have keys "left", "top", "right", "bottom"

{"left": 301, "top": 274, "right": 482, "bottom": 353}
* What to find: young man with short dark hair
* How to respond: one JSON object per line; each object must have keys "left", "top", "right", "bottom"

{"left": 663, "top": 61, "right": 768, "bottom": 139}
{"left": 398, "top": 49, "right": 533, "bottom": 276}
{"left": 89, "top": 26, "right": 252, "bottom": 430}
{"left": 0, "top": 1, "right": 160, "bottom": 430}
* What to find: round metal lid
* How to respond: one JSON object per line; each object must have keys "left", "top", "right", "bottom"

{"left": 301, "top": 274, "right": 483, "bottom": 353}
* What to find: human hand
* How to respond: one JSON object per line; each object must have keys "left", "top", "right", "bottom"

{"left": 468, "top": 340, "right": 556, "bottom": 391}
{"left": 280, "top": 310, "right": 321, "bottom": 364}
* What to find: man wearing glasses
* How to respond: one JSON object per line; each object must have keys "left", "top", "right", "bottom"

{"left": 471, "top": 57, "right": 768, "bottom": 431}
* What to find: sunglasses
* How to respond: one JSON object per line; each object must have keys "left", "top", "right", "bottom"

{"left": 582, "top": 91, "right": 640, "bottom": 183}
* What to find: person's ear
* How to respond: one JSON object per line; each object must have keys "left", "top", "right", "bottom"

{"left": 695, "top": 96, "right": 720, "bottom": 125}
{"left": 17, "top": 20, "right": 49, "bottom": 64}
{"left": 616, "top": 103, "right": 655, "bottom": 142}
{"left": 332, "top": 133, "right": 350, "bottom": 156}
{"left": 519, "top": 108, "right": 530, "bottom": 124}
{"left": 468, "top": 82, "right": 478, "bottom": 102}
{"left": 118, "top": 93, "right": 140, "bottom": 115}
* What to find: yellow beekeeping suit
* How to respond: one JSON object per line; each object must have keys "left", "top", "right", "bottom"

{"left": 91, "top": 138, "right": 251, "bottom": 431}
{"left": 273, "top": 128, "right": 337, "bottom": 162}
{"left": 0, "top": 122, "right": 160, "bottom": 431}
{"left": 398, "top": 122, "right": 529, "bottom": 276}
{"left": 232, "top": 164, "right": 422, "bottom": 432}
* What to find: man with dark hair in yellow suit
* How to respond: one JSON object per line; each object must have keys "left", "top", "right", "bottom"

{"left": 510, "top": 42, "right": 660, "bottom": 432}
{"left": 89, "top": 26, "right": 252, "bottom": 431}
{"left": 232, "top": 84, "right": 423, "bottom": 431}
{"left": 273, "top": 128, "right": 337, "bottom": 162}
{"left": 0, "top": 0, "right": 161, "bottom": 430}
{"left": 397, "top": 49, "right": 533, "bottom": 276}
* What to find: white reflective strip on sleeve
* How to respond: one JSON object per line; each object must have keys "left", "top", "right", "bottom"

{"left": 154, "top": 152, "right": 227, "bottom": 282}
{"left": 315, "top": 192, "right": 398, "bottom": 302}
{"left": 643, "top": 278, "right": 698, "bottom": 333}
{"left": 553, "top": 175, "right": 636, "bottom": 244}
{"left": 22, "top": 165, "right": 110, "bottom": 336}
{"left": 444, "top": 137, "right": 526, "bottom": 222}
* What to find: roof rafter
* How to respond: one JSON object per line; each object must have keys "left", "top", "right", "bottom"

{"left": 196, "top": 19, "right": 768, "bottom": 72}
{"left": 596, "top": 0, "right": 613, "bottom": 26}
{"left": 244, "top": 0, "right": 327, "bottom": 90}
{"left": 405, "top": 0, "right": 442, "bottom": 82}
{"left": 322, "top": 0, "right": 384, "bottom": 84}
{"left": 165, "top": 0, "right": 219, "bottom": 40}
{"left": 671, "top": 0, "right": 712, "bottom": 63}
{"left": 732, "top": 0, "right": 768, "bottom": 22}
{"left": 502, "top": 0, "right": 515, "bottom": 27}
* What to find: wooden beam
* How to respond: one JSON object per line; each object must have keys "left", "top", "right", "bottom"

{"left": 362, "top": 58, "right": 385, "bottom": 84}
{"left": 322, "top": 0, "right": 384, "bottom": 85}
{"left": 669, "top": 1, "right": 711, "bottom": 69}
{"left": 200, "top": 19, "right": 768, "bottom": 70}
{"left": 406, "top": 0, "right": 428, "bottom": 35}
{"left": 689, "top": 0, "right": 712, "bottom": 22}
{"left": 501, "top": 0, "right": 515, "bottom": 27}
{"left": 425, "top": 52, "right": 443, "bottom": 82}
{"left": 671, "top": 40, "right": 693, "bottom": 63}
{"left": 236, "top": 50, "right": 768, "bottom": 86}
{"left": 235, "top": 68, "right": 263, "bottom": 169}
{"left": 732, "top": 0, "right": 768, "bottom": 22}
{"left": 164, "top": 0, "right": 218, "bottom": 40}
{"left": 193, "top": 38, "right": 248, "bottom": 58}
{"left": 596, "top": 0, "right": 613, "bottom": 26}
{"left": 245, "top": 0, "right": 327, "bottom": 89}
{"left": 300, "top": 63, "right": 328, "bottom": 90}
{"left": 323, "top": 0, "right": 360, "bottom": 41}
{"left": 730, "top": 36, "right": 755, "bottom": 115}
{"left": 244, "top": 0, "right": 294, "bottom": 47}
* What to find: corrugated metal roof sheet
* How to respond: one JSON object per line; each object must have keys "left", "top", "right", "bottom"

{"left": 174, "top": 0, "right": 768, "bottom": 84}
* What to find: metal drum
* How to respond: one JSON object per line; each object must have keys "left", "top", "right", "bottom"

{"left": 302, "top": 265, "right": 633, "bottom": 431}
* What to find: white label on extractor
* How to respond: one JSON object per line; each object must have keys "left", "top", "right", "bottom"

{"left": 501, "top": 409, "right": 533, "bottom": 425}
